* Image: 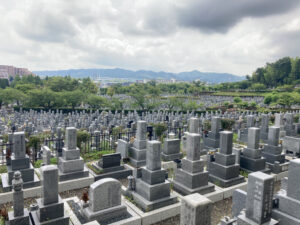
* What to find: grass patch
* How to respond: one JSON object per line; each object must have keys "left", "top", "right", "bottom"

{"left": 0, "top": 165, "right": 7, "bottom": 174}
{"left": 240, "top": 170, "right": 249, "bottom": 178}
{"left": 0, "top": 217, "right": 5, "bottom": 225}
{"left": 86, "top": 163, "right": 103, "bottom": 175}
{"left": 33, "top": 157, "right": 58, "bottom": 168}
{"left": 124, "top": 195, "right": 150, "bottom": 212}
{"left": 81, "top": 150, "right": 115, "bottom": 162}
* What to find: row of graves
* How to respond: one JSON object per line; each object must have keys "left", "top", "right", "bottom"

{"left": 1, "top": 112, "right": 300, "bottom": 225}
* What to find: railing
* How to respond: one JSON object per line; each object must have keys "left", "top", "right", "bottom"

{"left": 0, "top": 127, "right": 187, "bottom": 166}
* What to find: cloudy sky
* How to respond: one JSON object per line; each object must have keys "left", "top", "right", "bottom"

{"left": 1, "top": 0, "right": 300, "bottom": 76}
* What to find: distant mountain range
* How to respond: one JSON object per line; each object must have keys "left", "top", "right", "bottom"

{"left": 34, "top": 68, "right": 245, "bottom": 84}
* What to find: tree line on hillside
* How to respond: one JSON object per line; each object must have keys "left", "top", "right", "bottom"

{"left": 1, "top": 56, "right": 300, "bottom": 110}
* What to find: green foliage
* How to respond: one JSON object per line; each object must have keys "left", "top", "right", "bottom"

{"left": 240, "top": 170, "right": 249, "bottom": 178}
{"left": 27, "top": 135, "right": 41, "bottom": 149}
{"left": 154, "top": 123, "right": 167, "bottom": 140}
{"left": 0, "top": 165, "right": 7, "bottom": 173}
{"left": 81, "top": 150, "right": 115, "bottom": 162}
{"left": 221, "top": 119, "right": 235, "bottom": 130}
{"left": 0, "top": 79, "right": 9, "bottom": 89}
{"left": 86, "top": 95, "right": 107, "bottom": 109}
{"left": 250, "top": 83, "right": 266, "bottom": 91}
{"left": 77, "top": 130, "right": 90, "bottom": 148}
{"left": 86, "top": 162, "right": 103, "bottom": 174}
{"left": 250, "top": 57, "right": 300, "bottom": 87}
{"left": 233, "top": 97, "right": 242, "bottom": 103}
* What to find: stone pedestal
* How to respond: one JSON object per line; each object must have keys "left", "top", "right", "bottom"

{"left": 208, "top": 131, "right": 244, "bottom": 187}
{"left": 272, "top": 159, "right": 300, "bottom": 224}
{"left": 262, "top": 126, "right": 288, "bottom": 174}
{"left": 1, "top": 132, "right": 40, "bottom": 192}
{"left": 127, "top": 141, "right": 177, "bottom": 211}
{"left": 58, "top": 127, "right": 89, "bottom": 181}
{"left": 90, "top": 153, "right": 132, "bottom": 181}
{"left": 180, "top": 193, "right": 212, "bottom": 225}
{"left": 173, "top": 133, "right": 214, "bottom": 195}
{"left": 30, "top": 165, "right": 69, "bottom": 225}
{"left": 161, "top": 139, "right": 183, "bottom": 161}
{"left": 240, "top": 128, "right": 269, "bottom": 173}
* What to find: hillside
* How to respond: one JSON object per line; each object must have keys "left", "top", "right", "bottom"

{"left": 34, "top": 68, "right": 245, "bottom": 84}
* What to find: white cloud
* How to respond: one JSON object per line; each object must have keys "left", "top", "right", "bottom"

{"left": 0, "top": 0, "right": 300, "bottom": 75}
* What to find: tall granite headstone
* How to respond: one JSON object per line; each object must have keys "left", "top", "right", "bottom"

{"left": 173, "top": 133, "right": 214, "bottom": 195}
{"left": 236, "top": 172, "right": 278, "bottom": 225}
{"left": 128, "top": 121, "right": 147, "bottom": 167}
{"left": 208, "top": 131, "right": 244, "bottom": 187}
{"left": 126, "top": 140, "right": 177, "bottom": 211}
{"left": 240, "top": 127, "right": 268, "bottom": 173}
{"left": 30, "top": 165, "right": 69, "bottom": 225}
{"left": 58, "top": 127, "right": 89, "bottom": 181}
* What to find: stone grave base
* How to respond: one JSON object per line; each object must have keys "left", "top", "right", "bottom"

{"left": 8, "top": 209, "right": 30, "bottom": 225}
{"left": 266, "top": 161, "right": 290, "bottom": 174}
{"left": 260, "top": 132, "right": 268, "bottom": 141}
{"left": 130, "top": 191, "right": 178, "bottom": 211}
{"left": 161, "top": 152, "right": 183, "bottom": 162}
{"left": 272, "top": 209, "right": 300, "bottom": 225}
{"left": 203, "top": 138, "right": 219, "bottom": 149}
{"left": 58, "top": 166, "right": 89, "bottom": 182}
{"left": 172, "top": 180, "right": 215, "bottom": 196}
{"left": 65, "top": 197, "right": 141, "bottom": 225}
{"left": 128, "top": 147, "right": 147, "bottom": 168}
{"left": 209, "top": 174, "right": 245, "bottom": 188}
{"left": 129, "top": 158, "right": 146, "bottom": 168}
{"left": 83, "top": 204, "right": 127, "bottom": 222}
{"left": 30, "top": 197, "right": 69, "bottom": 225}
{"left": 237, "top": 211, "right": 278, "bottom": 225}
{"left": 90, "top": 163, "right": 132, "bottom": 181}
{"left": 1, "top": 172, "right": 40, "bottom": 192}
{"left": 240, "top": 156, "right": 270, "bottom": 173}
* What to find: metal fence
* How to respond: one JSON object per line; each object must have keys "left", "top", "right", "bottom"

{"left": 0, "top": 126, "right": 187, "bottom": 166}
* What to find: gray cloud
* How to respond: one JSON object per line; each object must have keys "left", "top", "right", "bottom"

{"left": 15, "top": 3, "right": 77, "bottom": 43}
{"left": 175, "top": 0, "right": 300, "bottom": 33}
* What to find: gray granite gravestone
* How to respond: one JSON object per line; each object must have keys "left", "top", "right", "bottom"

{"left": 240, "top": 127, "right": 268, "bottom": 173}
{"left": 208, "top": 131, "right": 244, "bottom": 187}
{"left": 116, "top": 139, "right": 129, "bottom": 159}
{"left": 82, "top": 178, "right": 127, "bottom": 222}
{"left": 125, "top": 140, "right": 177, "bottom": 211}
{"left": 236, "top": 172, "right": 278, "bottom": 225}
{"left": 8, "top": 171, "right": 30, "bottom": 225}
{"left": 1, "top": 132, "right": 40, "bottom": 192}
{"left": 30, "top": 165, "right": 69, "bottom": 225}
{"left": 204, "top": 117, "right": 221, "bottom": 149}
{"left": 173, "top": 133, "right": 215, "bottom": 195}
{"left": 161, "top": 138, "right": 183, "bottom": 161}
{"left": 90, "top": 153, "right": 132, "bottom": 181}
{"left": 272, "top": 159, "right": 300, "bottom": 224}
{"left": 262, "top": 126, "right": 288, "bottom": 173}
{"left": 42, "top": 146, "right": 51, "bottom": 165}
{"left": 58, "top": 127, "right": 89, "bottom": 181}
{"left": 128, "top": 121, "right": 147, "bottom": 167}
{"left": 180, "top": 193, "right": 212, "bottom": 225}
{"left": 260, "top": 114, "right": 269, "bottom": 140}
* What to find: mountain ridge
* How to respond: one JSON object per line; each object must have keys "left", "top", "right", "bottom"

{"left": 33, "top": 68, "right": 245, "bottom": 84}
